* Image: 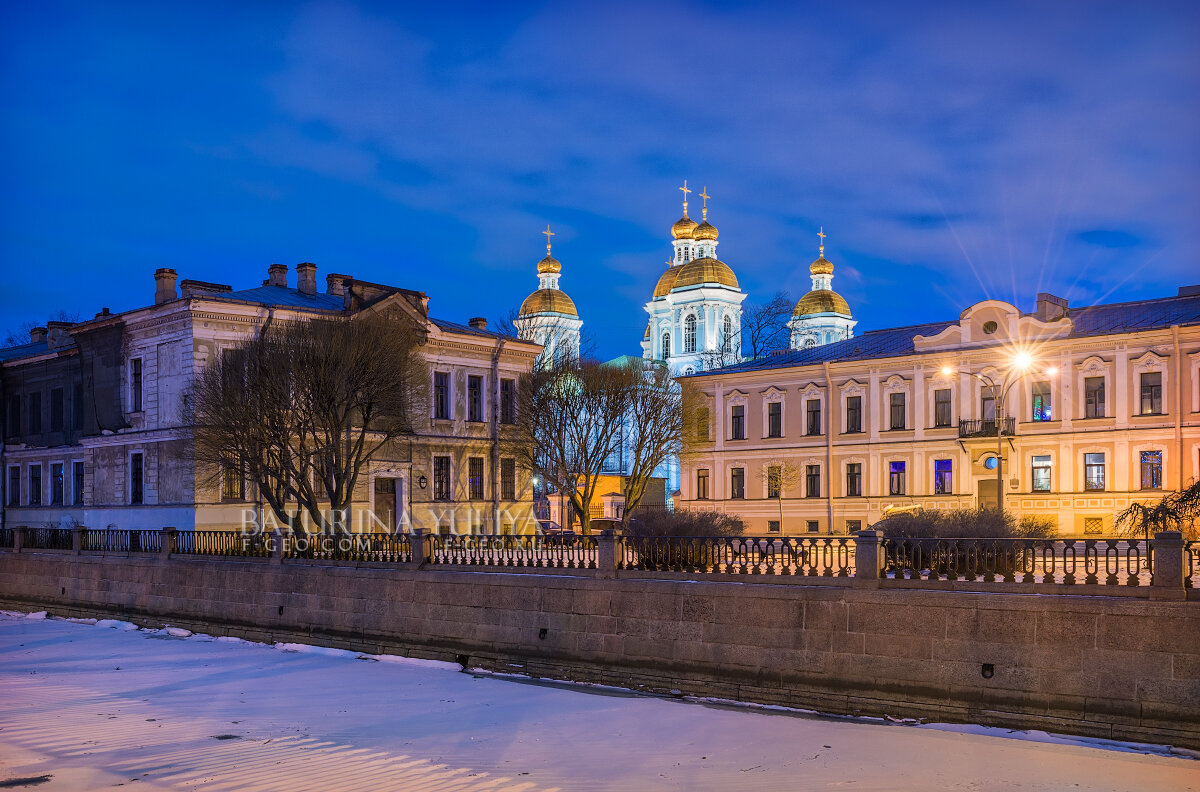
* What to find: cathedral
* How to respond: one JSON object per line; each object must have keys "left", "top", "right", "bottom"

{"left": 515, "top": 181, "right": 856, "bottom": 371}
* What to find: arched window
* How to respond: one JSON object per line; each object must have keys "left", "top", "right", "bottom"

{"left": 661, "top": 332, "right": 671, "bottom": 359}
{"left": 722, "top": 315, "right": 733, "bottom": 353}
{"left": 684, "top": 315, "right": 697, "bottom": 353}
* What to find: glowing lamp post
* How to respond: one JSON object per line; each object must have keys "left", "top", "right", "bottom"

{"left": 942, "top": 354, "right": 1057, "bottom": 517}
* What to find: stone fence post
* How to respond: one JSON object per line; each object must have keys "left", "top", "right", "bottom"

{"left": 854, "top": 529, "right": 884, "bottom": 588}
{"left": 1151, "top": 530, "right": 1186, "bottom": 600}
{"left": 597, "top": 529, "right": 619, "bottom": 579}
{"left": 160, "top": 527, "right": 176, "bottom": 559}
{"left": 408, "top": 528, "right": 426, "bottom": 569}
{"left": 13, "top": 526, "right": 24, "bottom": 553}
{"left": 73, "top": 525, "right": 86, "bottom": 554}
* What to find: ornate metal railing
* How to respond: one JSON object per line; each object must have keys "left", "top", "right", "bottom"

{"left": 881, "top": 537, "right": 1152, "bottom": 585}
{"left": 21, "top": 527, "right": 74, "bottom": 551}
{"left": 284, "top": 532, "right": 411, "bottom": 562}
{"left": 83, "top": 528, "right": 162, "bottom": 553}
{"left": 427, "top": 534, "right": 598, "bottom": 569}
{"left": 957, "top": 417, "right": 1016, "bottom": 438}
{"left": 173, "top": 530, "right": 269, "bottom": 557}
{"left": 618, "top": 535, "right": 855, "bottom": 576}
{"left": 0, "top": 527, "right": 12, "bottom": 548}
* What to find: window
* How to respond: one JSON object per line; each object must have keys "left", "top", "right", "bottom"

{"left": 805, "top": 465, "right": 820, "bottom": 498}
{"left": 684, "top": 315, "right": 697, "bottom": 353}
{"left": 934, "top": 389, "right": 951, "bottom": 427}
{"left": 468, "top": 457, "right": 484, "bottom": 500}
{"left": 933, "top": 459, "right": 953, "bottom": 495}
{"left": 1084, "top": 376, "right": 1105, "bottom": 418}
{"left": 500, "top": 458, "right": 516, "bottom": 500}
{"left": 222, "top": 461, "right": 244, "bottom": 501}
{"left": 1084, "top": 453, "right": 1105, "bottom": 491}
{"left": 696, "top": 469, "right": 709, "bottom": 500}
{"left": 889, "top": 392, "right": 905, "bottom": 430}
{"left": 6, "top": 395, "right": 19, "bottom": 437}
{"left": 7, "top": 467, "right": 19, "bottom": 506}
{"left": 29, "top": 392, "right": 42, "bottom": 434}
{"left": 433, "top": 456, "right": 451, "bottom": 500}
{"left": 73, "top": 461, "right": 84, "bottom": 505}
{"left": 500, "top": 379, "right": 515, "bottom": 424}
{"left": 695, "top": 407, "right": 710, "bottom": 441}
{"left": 661, "top": 332, "right": 670, "bottom": 360}
{"left": 806, "top": 520, "right": 819, "bottom": 533}
{"left": 1084, "top": 517, "right": 1103, "bottom": 535}
{"left": 767, "top": 465, "right": 781, "bottom": 499}
{"left": 467, "top": 375, "right": 483, "bottom": 422}
{"left": 981, "top": 393, "right": 996, "bottom": 422}
{"left": 51, "top": 463, "right": 64, "bottom": 505}
{"left": 50, "top": 388, "right": 64, "bottom": 432}
{"left": 434, "top": 372, "right": 450, "bottom": 420}
{"left": 1139, "top": 372, "right": 1162, "bottom": 415}
{"left": 767, "top": 520, "right": 781, "bottom": 534}
{"left": 1032, "top": 455, "right": 1051, "bottom": 492}
{"left": 846, "top": 519, "right": 862, "bottom": 533}
{"left": 131, "top": 358, "right": 143, "bottom": 412}
{"left": 722, "top": 315, "right": 733, "bottom": 354}
{"left": 846, "top": 463, "right": 862, "bottom": 497}
{"left": 73, "top": 383, "right": 84, "bottom": 430}
{"left": 845, "top": 396, "right": 862, "bottom": 433}
{"left": 806, "top": 399, "right": 821, "bottom": 435}
{"left": 730, "top": 405, "right": 745, "bottom": 440}
{"left": 29, "top": 465, "right": 43, "bottom": 505}
{"left": 730, "top": 467, "right": 745, "bottom": 499}
{"left": 129, "top": 453, "right": 143, "bottom": 504}
{"left": 888, "top": 461, "right": 906, "bottom": 496}
{"left": 1031, "top": 381, "right": 1052, "bottom": 421}
{"left": 767, "top": 402, "right": 782, "bottom": 437}
{"left": 1140, "top": 450, "right": 1162, "bottom": 490}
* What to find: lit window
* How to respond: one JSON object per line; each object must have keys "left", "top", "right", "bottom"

{"left": 468, "top": 457, "right": 484, "bottom": 499}
{"left": 1084, "top": 377, "right": 1105, "bottom": 418}
{"left": 1139, "top": 372, "right": 1162, "bottom": 415}
{"left": 1084, "top": 453, "right": 1105, "bottom": 491}
{"left": 933, "top": 459, "right": 953, "bottom": 494}
{"left": 730, "top": 467, "right": 745, "bottom": 499}
{"left": 696, "top": 469, "right": 709, "bottom": 500}
{"left": 1032, "top": 455, "right": 1051, "bottom": 492}
{"left": 889, "top": 461, "right": 906, "bottom": 496}
{"left": 722, "top": 315, "right": 734, "bottom": 354}
{"left": 1031, "top": 381, "right": 1052, "bottom": 421}
{"left": 1140, "top": 451, "right": 1162, "bottom": 490}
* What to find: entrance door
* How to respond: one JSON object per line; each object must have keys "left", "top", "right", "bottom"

{"left": 977, "top": 479, "right": 998, "bottom": 510}
{"left": 373, "top": 478, "right": 397, "bottom": 531}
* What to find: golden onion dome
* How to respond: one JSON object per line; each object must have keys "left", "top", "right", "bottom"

{"left": 673, "top": 257, "right": 739, "bottom": 290}
{"left": 794, "top": 289, "right": 851, "bottom": 317}
{"left": 692, "top": 220, "right": 718, "bottom": 240}
{"left": 520, "top": 288, "right": 578, "bottom": 317}
{"left": 671, "top": 215, "right": 697, "bottom": 240}
{"left": 644, "top": 323, "right": 651, "bottom": 340}
{"left": 536, "top": 255, "right": 561, "bottom": 274}
{"left": 809, "top": 255, "right": 833, "bottom": 275}
{"left": 652, "top": 266, "right": 681, "bottom": 298}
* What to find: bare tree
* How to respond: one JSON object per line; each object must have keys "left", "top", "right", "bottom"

{"left": 619, "top": 361, "right": 683, "bottom": 529}
{"left": 493, "top": 307, "right": 522, "bottom": 338}
{"left": 190, "top": 311, "right": 429, "bottom": 535}
{"left": 741, "top": 291, "right": 793, "bottom": 359}
{"left": 758, "top": 459, "right": 802, "bottom": 533}
{"left": 3, "top": 310, "right": 82, "bottom": 347}
{"left": 1117, "top": 479, "right": 1200, "bottom": 540}
{"left": 509, "top": 355, "right": 632, "bottom": 534}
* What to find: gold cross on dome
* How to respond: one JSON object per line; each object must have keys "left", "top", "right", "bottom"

{"left": 818, "top": 226, "right": 826, "bottom": 255}
{"left": 679, "top": 180, "right": 691, "bottom": 212}
{"left": 542, "top": 225, "right": 555, "bottom": 254}
{"left": 700, "top": 187, "right": 710, "bottom": 220}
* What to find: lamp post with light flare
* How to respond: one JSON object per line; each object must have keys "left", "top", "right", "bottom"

{"left": 942, "top": 353, "right": 1057, "bottom": 517}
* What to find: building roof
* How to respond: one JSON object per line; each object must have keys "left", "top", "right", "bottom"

{"left": 212, "top": 285, "right": 346, "bottom": 311}
{"left": 430, "top": 317, "right": 520, "bottom": 341}
{"left": 695, "top": 291, "right": 1200, "bottom": 377}
{"left": 0, "top": 340, "right": 50, "bottom": 363}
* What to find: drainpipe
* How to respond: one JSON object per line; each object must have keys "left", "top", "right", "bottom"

{"left": 1173, "top": 325, "right": 1183, "bottom": 491}
{"left": 490, "top": 336, "right": 505, "bottom": 533}
{"left": 823, "top": 361, "right": 835, "bottom": 533}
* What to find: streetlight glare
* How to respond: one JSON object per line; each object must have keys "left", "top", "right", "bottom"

{"left": 1013, "top": 352, "right": 1032, "bottom": 370}
{"left": 941, "top": 366, "right": 954, "bottom": 376}
{"left": 1046, "top": 366, "right": 1059, "bottom": 377}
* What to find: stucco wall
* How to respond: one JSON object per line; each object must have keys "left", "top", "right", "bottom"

{"left": 1, "top": 549, "right": 1197, "bottom": 748}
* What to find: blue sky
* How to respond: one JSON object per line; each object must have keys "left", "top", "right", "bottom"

{"left": 2, "top": 1, "right": 1197, "bottom": 358}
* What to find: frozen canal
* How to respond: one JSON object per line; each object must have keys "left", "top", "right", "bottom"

{"left": 0, "top": 610, "right": 1196, "bottom": 791}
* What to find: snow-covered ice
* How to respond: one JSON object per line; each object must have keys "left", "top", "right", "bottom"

{"left": 0, "top": 611, "right": 1196, "bottom": 791}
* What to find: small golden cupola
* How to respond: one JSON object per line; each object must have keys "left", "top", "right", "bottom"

{"left": 692, "top": 186, "right": 718, "bottom": 241}
{"left": 788, "top": 227, "right": 857, "bottom": 349}
{"left": 516, "top": 225, "right": 583, "bottom": 366}
{"left": 671, "top": 179, "right": 698, "bottom": 240}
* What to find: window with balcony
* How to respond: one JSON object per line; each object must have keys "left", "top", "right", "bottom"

{"left": 1031, "top": 381, "right": 1052, "bottom": 421}
{"left": 1084, "top": 453, "right": 1105, "bottom": 491}
{"left": 933, "top": 389, "right": 951, "bottom": 427}
{"left": 888, "top": 392, "right": 906, "bottom": 430}
{"left": 805, "top": 465, "right": 820, "bottom": 498}
{"left": 730, "top": 405, "right": 745, "bottom": 440}
{"left": 1140, "top": 450, "right": 1162, "bottom": 490}
{"left": 1032, "top": 455, "right": 1051, "bottom": 492}
{"left": 806, "top": 399, "right": 821, "bottom": 435}
{"left": 730, "top": 467, "right": 745, "bottom": 499}
{"left": 1084, "top": 376, "right": 1105, "bottom": 418}
{"left": 1139, "top": 372, "right": 1162, "bottom": 415}
{"left": 845, "top": 396, "right": 862, "bottom": 433}
{"left": 933, "top": 459, "right": 953, "bottom": 494}
{"left": 696, "top": 469, "right": 709, "bottom": 500}
{"left": 767, "top": 402, "right": 782, "bottom": 438}
{"left": 888, "top": 461, "right": 906, "bottom": 495}
{"left": 846, "top": 463, "right": 862, "bottom": 497}
{"left": 434, "top": 372, "right": 450, "bottom": 420}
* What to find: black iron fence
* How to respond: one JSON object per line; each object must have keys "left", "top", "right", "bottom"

{"left": 618, "top": 535, "right": 854, "bottom": 576}
{"left": 427, "top": 534, "right": 598, "bottom": 570}
{"left": 883, "top": 537, "right": 1152, "bottom": 585}
{"left": 83, "top": 528, "right": 162, "bottom": 554}
{"left": 173, "top": 530, "right": 269, "bottom": 558}
{"left": 284, "top": 532, "right": 411, "bottom": 563}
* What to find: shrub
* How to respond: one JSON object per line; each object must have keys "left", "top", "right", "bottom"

{"left": 626, "top": 508, "right": 745, "bottom": 538}
{"left": 876, "top": 508, "right": 1054, "bottom": 578}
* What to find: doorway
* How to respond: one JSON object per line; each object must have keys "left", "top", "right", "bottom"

{"left": 977, "top": 479, "right": 998, "bottom": 510}
{"left": 373, "top": 478, "right": 398, "bottom": 531}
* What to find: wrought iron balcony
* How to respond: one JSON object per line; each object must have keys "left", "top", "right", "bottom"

{"left": 957, "top": 417, "right": 1016, "bottom": 438}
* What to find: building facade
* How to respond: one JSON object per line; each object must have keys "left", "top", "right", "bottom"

{"left": 1, "top": 263, "right": 542, "bottom": 535}
{"left": 679, "top": 289, "right": 1200, "bottom": 535}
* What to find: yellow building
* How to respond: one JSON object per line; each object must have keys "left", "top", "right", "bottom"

{"left": 680, "top": 273, "right": 1200, "bottom": 535}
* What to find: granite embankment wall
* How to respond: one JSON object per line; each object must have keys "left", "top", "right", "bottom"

{"left": 1, "top": 549, "right": 1198, "bottom": 748}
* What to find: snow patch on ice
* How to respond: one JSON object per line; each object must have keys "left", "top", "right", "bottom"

{"left": 275, "top": 642, "right": 357, "bottom": 659}
{"left": 163, "top": 627, "right": 193, "bottom": 638}
{"left": 65, "top": 617, "right": 98, "bottom": 625}
{"left": 96, "top": 619, "right": 139, "bottom": 631}
{"left": 360, "top": 653, "right": 462, "bottom": 671}
{"left": 25, "top": 611, "right": 48, "bottom": 620}
{"left": 214, "top": 636, "right": 254, "bottom": 645}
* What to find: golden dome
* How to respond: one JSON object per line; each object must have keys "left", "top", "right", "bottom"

{"left": 652, "top": 266, "right": 681, "bottom": 298}
{"left": 692, "top": 220, "right": 718, "bottom": 240}
{"left": 520, "top": 288, "right": 578, "bottom": 317}
{"left": 809, "top": 255, "right": 833, "bottom": 275}
{"left": 673, "top": 257, "right": 739, "bottom": 290}
{"left": 671, "top": 215, "right": 697, "bottom": 240}
{"left": 794, "top": 289, "right": 851, "bottom": 317}
{"left": 537, "top": 255, "right": 561, "bottom": 274}
{"left": 644, "top": 324, "right": 650, "bottom": 340}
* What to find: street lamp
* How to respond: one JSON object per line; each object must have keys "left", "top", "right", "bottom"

{"left": 942, "top": 354, "right": 1057, "bottom": 517}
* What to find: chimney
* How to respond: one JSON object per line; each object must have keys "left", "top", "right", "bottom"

{"left": 95, "top": 308, "right": 111, "bottom": 319}
{"left": 267, "top": 263, "right": 288, "bottom": 288}
{"left": 1035, "top": 292, "right": 1068, "bottom": 321}
{"left": 154, "top": 267, "right": 178, "bottom": 304}
{"left": 47, "top": 320, "right": 74, "bottom": 350}
{"left": 468, "top": 317, "right": 488, "bottom": 330}
{"left": 326, "top": 273, "right": 350, "bottom": 296}
{"left": 30, "top": 326, "right": 48, "bottom": 344}
{"left": 179, "top": 279, "right": 233, "bottom": 298}
{"left": 296, "top": 262, "right": 317, "bottom": 296}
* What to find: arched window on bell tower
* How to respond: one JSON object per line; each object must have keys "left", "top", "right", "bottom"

{"left": 661, "top": 332, "right": 671, "bottom": 360}
{"left": 684, "top": 315, "right": 697, "bottom": 353}
{"left": 723, "top": 315, "right": 733, "bottom": 353}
